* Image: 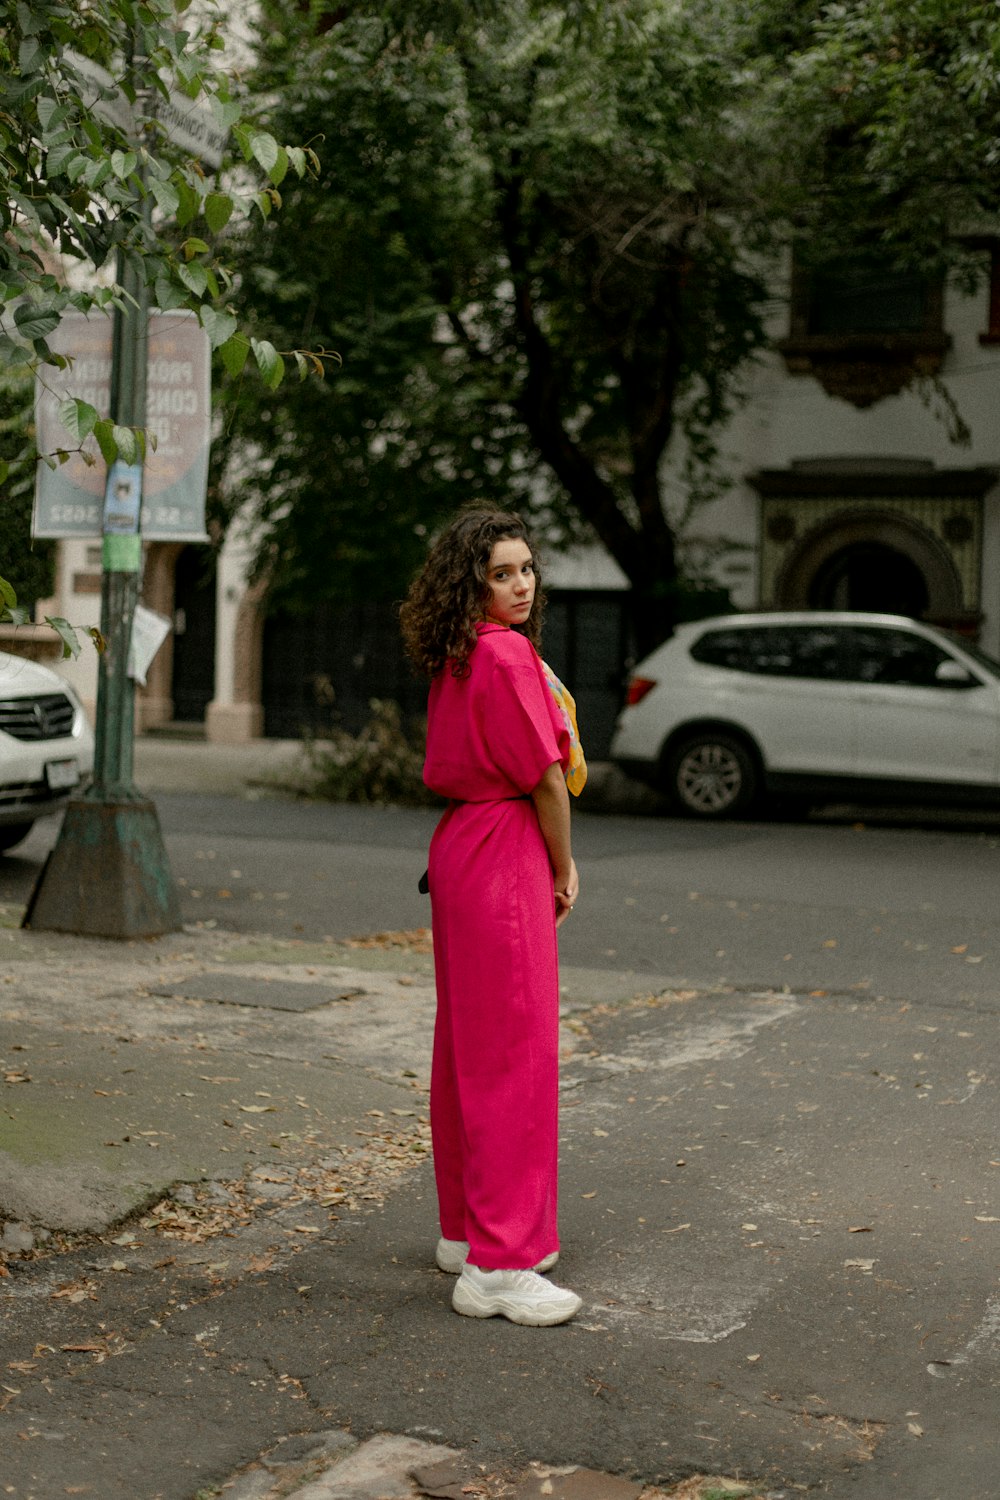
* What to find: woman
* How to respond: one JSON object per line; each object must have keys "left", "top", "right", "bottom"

{"left": 400, "top": 506, "right": 586, "bottom": 1327}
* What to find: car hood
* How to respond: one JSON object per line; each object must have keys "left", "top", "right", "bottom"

{"left": 0, "top": 650, "right": 73, "bottom": 697}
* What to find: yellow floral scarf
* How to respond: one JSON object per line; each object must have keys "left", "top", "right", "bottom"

{"left": 541, "top": 659, "right": 588, "bottom": 797}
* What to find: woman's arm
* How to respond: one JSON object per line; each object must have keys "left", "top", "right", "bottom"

{"left": 531, "top": 761, "right": 580, "bottom": 928}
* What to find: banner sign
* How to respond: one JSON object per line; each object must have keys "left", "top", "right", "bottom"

{"left": 33, "top": 311, "right": 211, "bottom": 542}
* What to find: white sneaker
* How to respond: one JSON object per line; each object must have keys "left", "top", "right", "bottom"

{"left": 435, "top": 1237, "right": 558, "bottom": 1275}
{"left": 452, "top": 1265, "right": 582, "bottom": 1326}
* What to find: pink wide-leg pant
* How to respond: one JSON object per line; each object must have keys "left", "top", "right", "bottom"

{"left": 428, "top": 796, "right": 560, "bottom": 1270}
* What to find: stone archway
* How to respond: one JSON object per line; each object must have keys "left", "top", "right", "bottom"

{"left": 776, "top": 509, "right": 963, "bottom": 623}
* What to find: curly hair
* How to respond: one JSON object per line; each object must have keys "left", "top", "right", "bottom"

{"left": 400, "top": 506, "right": 545, "bottom": 678}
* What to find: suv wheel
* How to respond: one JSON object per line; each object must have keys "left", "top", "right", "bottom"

{"left": 666, "top": 733, "right": 758, "bottom": 818}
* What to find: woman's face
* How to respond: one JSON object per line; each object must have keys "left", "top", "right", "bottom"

{"left": 483, "top": 537, "right": 535, "bottom": 627}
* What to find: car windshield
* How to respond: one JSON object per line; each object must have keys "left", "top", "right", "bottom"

{"left": 936, "top": 629, "right": 1000, "bottom": 682}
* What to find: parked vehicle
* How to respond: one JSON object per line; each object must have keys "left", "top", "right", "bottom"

{"left": 610, "top": 611, "right": 1000, "bottom": 818}
{"left": 0, "top": 651, "right": 95, "bottom": 852}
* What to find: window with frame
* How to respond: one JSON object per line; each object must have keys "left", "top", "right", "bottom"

{"left": 691, "top": 625, "right": 854, "bottom": 681}
{"left": 846, "top": 628, "right": 963, "bottom": 688}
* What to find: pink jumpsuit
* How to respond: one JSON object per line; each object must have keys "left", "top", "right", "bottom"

{"left": 423, "top": 622, "right": 571, "bottom": 1271}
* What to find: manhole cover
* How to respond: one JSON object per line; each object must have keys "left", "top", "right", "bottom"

{"left": 150, "top": 975, "right": 366, "bottom": 1012}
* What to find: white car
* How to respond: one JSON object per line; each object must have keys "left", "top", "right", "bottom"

{"left": 610, "top": 611, "right": 1000, "bottom": 818}
{"left": 0, "top": 651, "right": 95, "bottom": 852}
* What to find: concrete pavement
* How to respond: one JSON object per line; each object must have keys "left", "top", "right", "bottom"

{"left": 1, "top": 738, "right": 998, "bottom": 1500}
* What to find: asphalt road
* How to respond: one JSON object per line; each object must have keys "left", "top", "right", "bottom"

{"left": 4, "top": 794, "right": 999, "bottom": 1010}
{"left": 3, "top": 795, "right": 1000, "bottom": 1498}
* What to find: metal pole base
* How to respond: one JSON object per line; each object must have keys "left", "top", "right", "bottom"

{"left": 24, "top": 797, "right": 182, "bottom": 939}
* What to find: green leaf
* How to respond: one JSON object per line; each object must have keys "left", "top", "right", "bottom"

{"left": 200, "top": 306, "right": 238, "bottom": 350}
{"left": 150, "top": 176, "right": 181, "bottom": 217}
{"left": 37, "top": 96, "right": 61, "bottom": 131}
{"left": 93, "top": 418, "right": 117, "bottom": 466}
{"left": 249, "top": 131, "right": 280, "bottom": 177}
{"left": 7, "top": 605, "right": 31, "bottom": 628}
{"left": 181, "top": 236, "right": 210, "bottom": 261}
{"left": 13, "top": 303, "right": 61, "bottom": 342}
{"left": 174, "top": 177, "right": 201, "bottom": 228}
{"left": 18, "top": 36, "right": 40, "bottom": 71}
{"left": 210, "top": 97, "right": 242, "bottom": 130}
{"left": 0, "top": 576, "right": 17, "bottom": 611}
{"left": 204, "top": 192, "right": 233, "bottom": 233}
{"left": 178, "top": 261, "right": 208, "bottom": 297}
{"left": 112, "top": 425, "right": 138, "bottom": 465}
{"left": 219, "top": 333, "right": 250, "bottom": 377}
{"left": 268, "top": 147, "right": 289, "bottom": 187}
{"left": 0, "top": 460, "right": 8, "bottom": 486}
{"left": 251, "top": 338, "right": 283, "bottom": 390}
{"left": 58, "top": 397, "right": 100, "bottom": 442}
{"left": 45, "top": 616, "right": 81, "bottom": 660}
{"left": 110, "top": 149, "right": 139, "bottom": 180}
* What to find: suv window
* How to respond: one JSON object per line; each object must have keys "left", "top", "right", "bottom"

{"left": 691, "top": 625, "right": 853, "bottom": 681}
{"left": 847, "top": 628, "right": 964, "bottom": 687}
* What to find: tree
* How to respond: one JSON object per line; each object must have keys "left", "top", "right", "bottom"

{"left": 0, "top": 0, "right": 322, "bottom": 485}
{"left": 220, "top": 0, "right": 1000, "bottom": 649}
{"left": 764, "top": 0, "right": 1000, "bottom": 277}
{"left": 217, "top": 0, "right": 785, "bottom": 646}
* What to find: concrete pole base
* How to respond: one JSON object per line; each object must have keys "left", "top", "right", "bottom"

{"left": 24, "top": 797, "right": 182, "bottom": 938}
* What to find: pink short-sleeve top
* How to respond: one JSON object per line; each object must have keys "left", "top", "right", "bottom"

{"left": 423, "top": 622, "right": 570, "bottom": 802}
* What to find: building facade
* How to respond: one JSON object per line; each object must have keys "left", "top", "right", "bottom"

{"left": 23, "top": 253, "right": 1000, "bottom": 752}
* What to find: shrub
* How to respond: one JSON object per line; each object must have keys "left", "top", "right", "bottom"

{"left": 296, "top": 698, "right": 436, "bottom": 806}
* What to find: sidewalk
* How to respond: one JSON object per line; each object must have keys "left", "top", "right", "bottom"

{"left": 3, "top": 746, "right": 997, "bottom": 1500}
{"left": 1, "top": 913, "right": 725, "bottom": 1500}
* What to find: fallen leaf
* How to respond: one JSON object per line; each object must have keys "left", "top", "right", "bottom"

{"left": 908, "top": 1422, "right": 924, "bottom": 1437}
{"left": 238, "top": 1104, "right": 276, "bottom": 1114}
{"left": 974, "top": 1215, "right": 1000, "bottom": 1223}
{"left": 746, "top": 1353, "right": 761, "bottom": 1362}
{"left": 581, "top": 1191, "right": 597, "bottom": 1199}
{"left": 848, "top": 1225, "right": 873, "bottom": 1233}
{"left": 951, "top": 944, "right": 968, "bottom": 954}
{"left": 844, "top": 1258, "right": 876, "bottom": 1273}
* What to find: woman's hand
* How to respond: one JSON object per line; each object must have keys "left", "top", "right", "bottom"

{"left": 554, "top": 857, "right": 579, "bottom": 929}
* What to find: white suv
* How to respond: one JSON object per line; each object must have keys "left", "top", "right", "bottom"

{"left": 0, "top": 651, "right": 95, "bottom": 852}
{"left": 610, "top": 611, "right": 1000, "bottom": 818}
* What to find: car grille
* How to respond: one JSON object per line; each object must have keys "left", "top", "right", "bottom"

{"left": 0, "top": 693, "right": 76, "bottom": 741}
{"left": 0, "top": 779, "right": 63, "bottom": 811}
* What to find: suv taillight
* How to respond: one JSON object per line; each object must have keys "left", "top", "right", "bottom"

{"left": 625, "top": 676, "right": 657, "bottom": 707}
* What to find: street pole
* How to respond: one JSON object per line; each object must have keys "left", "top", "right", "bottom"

{"left": 25, "top": 33, "right": 181, "bottom": 938}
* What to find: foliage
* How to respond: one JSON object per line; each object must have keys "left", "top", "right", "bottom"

{"left": 219, "top": 0, "right": 1000, "bottom": 648}
{"left": 0, "top": 0, "right": 324, "bottom": 468}
{"left": 215, "top": 0, "right": 785, "bottom": 642}
{"left": 0, "top": 572, "right": 105, "bottom": 657}
{"left": 763, "top": 0, "right": 1000, "bottom": 278}
{"left": 0, "top": 369, "right": 54, "bottom": 608}
{"left": 291, "top": 698, "right": 434, "bottom": 806}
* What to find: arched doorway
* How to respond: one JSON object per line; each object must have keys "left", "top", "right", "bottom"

{"left": 806, "top": 541, "right": 930, "bottom": 617}
{"left": 776, "top": 509, "right": 963, "bottom": 625}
